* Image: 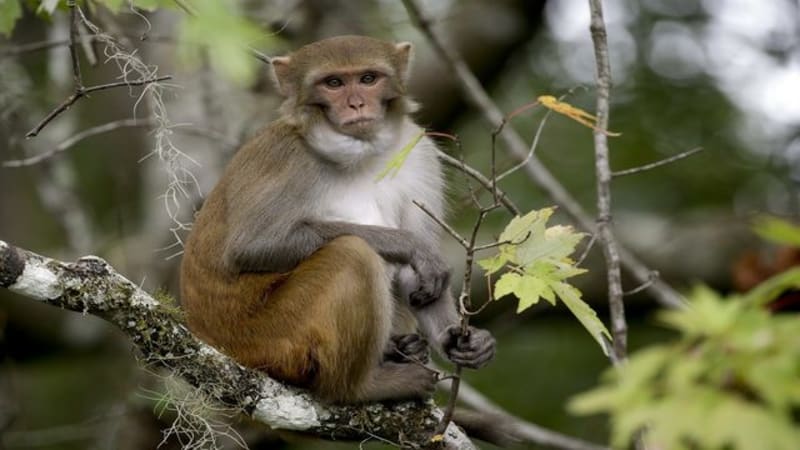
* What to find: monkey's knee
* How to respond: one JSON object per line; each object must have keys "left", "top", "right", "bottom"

{"left": 324, "top": 236, "right": 383, "bottom": 269}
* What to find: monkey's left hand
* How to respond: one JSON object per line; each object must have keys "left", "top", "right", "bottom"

{"left": 441, "top": 325, "right": 495, "bottom": 369}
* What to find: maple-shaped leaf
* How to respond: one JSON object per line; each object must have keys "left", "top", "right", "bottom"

{"left": 495, "top": 272, "right": 551, "bottom": 312}
{"left": 479, "top": 207, "right": 609, "bottom": 354}
{"left": 552, "top": 282, "right": 612, "bottom": 355}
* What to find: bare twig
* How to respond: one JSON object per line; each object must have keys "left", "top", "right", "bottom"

{"left": 588, "top": 0, "right": 627, "bottom": 362}
{"left": 496, "top": 109, "right": 553, "bottom": 181}
{"left": 67, "top": 1, "right": 84, "bottom": 90}
{"left": 612, "top": 147, "right": 704, "bottom": 177}
{"left": 435, "top": 150, "right": 520, "bottom": 215}
{"left": 1, "top": 37, "right": 81, "bottom": 56}
{"left": 623, "top": 271, "right": 660, "bottom": 296}
{"left": 576, "top": 233, "right": 598, "bottom": 267}
{"left": 7, "top": 119, "right": 155, "bottom": 167}
{"left": 436, "top": 207, "right": 492, "bottom": 436}
{"left": 25, "top": 76, "right": 172, "bottom": 138}
{"left": 400, "top": 0, "right": 685, "bottom": 309}
{"left": 413, "top": 201, "right": 470, "bottom": 249}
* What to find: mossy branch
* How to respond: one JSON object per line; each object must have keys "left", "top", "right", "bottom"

{"left": 0, "top": 240, "right": 475, "bottom": 450}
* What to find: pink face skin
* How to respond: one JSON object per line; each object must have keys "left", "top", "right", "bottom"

{"left": 312, "top": 70, "right": 392, "bottom": 137}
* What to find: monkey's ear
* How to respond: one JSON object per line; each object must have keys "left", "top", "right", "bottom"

{"left": 269, "top": 56, "right": 293, "bottom": 96}
{"left": 394, "top": 42, "right": 413, "bottom": 83}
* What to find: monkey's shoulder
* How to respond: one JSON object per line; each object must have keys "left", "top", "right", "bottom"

{"left": 223, "top": 120, "right": 319, "bottom": 183}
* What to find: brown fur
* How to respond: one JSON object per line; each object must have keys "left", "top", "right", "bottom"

{"left": 181, "top": 37, "right": 493, "bottom": 412}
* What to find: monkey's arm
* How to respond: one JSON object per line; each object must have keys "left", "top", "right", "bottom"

{"left": 225, "top": 218, "right": 450, "bottom": 302}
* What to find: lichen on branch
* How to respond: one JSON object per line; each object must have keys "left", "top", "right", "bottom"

{"left": 0, "top": 240, "right": 475, "bottom": 450}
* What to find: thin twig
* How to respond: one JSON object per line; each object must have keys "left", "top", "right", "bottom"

{"left": 612, "top": 147, "right": 704, "bottom": 177}
{"left": 413, "top": 200, "right": 469, "bottom": 249}
{"left": 623, "top": 271, "right": 659, "bottom": 297}
{"left": 435, "top": 207, "right": 491, "bottom": 436}
{"left": 576, "top": 233, "right": 598, "bottom": 267}
{"left": 25, "top": 76, "right": 172, "bottom": 138}
{"left": 497, "top": 109, "right": 553, "bottom": 181}
{"left": 5, "top": 118, "right": 235, "bottom": 168}
{"left": 67, "top": 1, "right": 84, "bottom": 90}
{"left": 435, "top": 149, "right": 520, "bottom": 215}
{"left": 588, "top": 0, "right": 626, "bottom": 362}
{"left": 401, "top": 0, "right": 685, "bottom": 309}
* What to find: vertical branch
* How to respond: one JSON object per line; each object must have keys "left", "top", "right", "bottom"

{"left": 587, "top": 0, "right": 626, "bottom": 362}
{"left": 400, "top": 0, "right": 685, "bottom": 310}
{"left": 434, "top": 207, "right": 491, "bottom": 435}
{"left": 67, "top": 0, "right": 84, "bottom": 91}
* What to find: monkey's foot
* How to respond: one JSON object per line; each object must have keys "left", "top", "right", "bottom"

{"left": 383, "top": 334, "right": 430, "bottom": 364}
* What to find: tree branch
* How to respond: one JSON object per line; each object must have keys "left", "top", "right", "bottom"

{"left": 25, "top": 76, "right": 172, "bottom": 138}
{"left": 400, "top": 0, "right": 685, "bottom": 310}
{"left": 0, "top": 240, "right": 475, "bottom": 450}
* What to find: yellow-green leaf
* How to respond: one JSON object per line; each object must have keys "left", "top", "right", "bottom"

{"left": 752, "top": 215, "right": 800, "bottom": 246}
{"left": 0, "top": 0, "right": 22, "bottom": 37}
{"left": 36, "top": 0, "right": 59, "bottom": 15}
{"left": 375, "top": 131, "right": 425, "bottom": 181}
{"left": 552, "top": 282, "right": 612, "bottom": 355}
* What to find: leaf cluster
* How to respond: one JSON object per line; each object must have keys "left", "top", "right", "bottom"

{"left": 569, "top": 278, "right": 800, "bottom": 450}
{"left": 478, "top": 207, "right": 612, "bottom": 355}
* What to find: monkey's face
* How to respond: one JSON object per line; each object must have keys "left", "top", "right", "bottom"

{"left": 270, "top": 36, "right": 413, "bottom": 141}
{"left": 309, "top": 70, "right": 397, "bottom": 139}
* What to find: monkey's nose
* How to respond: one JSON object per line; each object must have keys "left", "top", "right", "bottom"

{"left": 348, "top": 96, "right": 365, "bottom": 110}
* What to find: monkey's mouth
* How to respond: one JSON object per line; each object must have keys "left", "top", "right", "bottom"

{"left": 342, "top": 117, "right": 376, "bottom": 126}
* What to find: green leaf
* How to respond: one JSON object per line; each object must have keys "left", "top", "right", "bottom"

{"left": 742, "top": 267, "right": 800, "bottom": 307}
{"left": 516, "top": 223, "right": 585, "bottom": 266}
{"left": 753, "top": 215, "right": 800, "bottom": 246}
{"left": 567, "top": 386, "right": 619, "bottom": 414}
{"left": 570, "top": 282, "right": 800, "bottom": 450}
{"left": 0, "top": 0, "right": 23, "bottom": 37}
{"left": 552, "top": 282, "right": 612, "bottom": 355}
{"left": 498, "top": 207, "right": 554, "bottom": 248}
{"left": 375, "top": 130, "right": 425, "bottom": 181}
{"left": 177, "top": 0, "right": 271, "bottom": 85}
{"left": 486, "top": 207, "right": 602, "bottom": 348}
{"left": 493, "top": 272, "right": 550, "bottom": 312}
{"left": 36, "top": 0, "right": 59, "bottom": 15}
{"left": 493, "top": 272, "right": 520, "bottom": 299}
{"left": 477, "top": 251, "right": 507, "bottom": 274}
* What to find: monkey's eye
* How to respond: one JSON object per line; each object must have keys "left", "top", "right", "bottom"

{"left": 324, "top": 77, "right": 344, "bottom": 88}
{"left": 360, "top": 73, "right": 378, "bottom": 85}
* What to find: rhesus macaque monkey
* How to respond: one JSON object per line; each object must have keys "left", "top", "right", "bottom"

{"left": 180, "top": 35, "right": 496, "bottom": 404}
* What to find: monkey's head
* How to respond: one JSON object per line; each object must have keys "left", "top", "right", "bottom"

{"left": 270, "top": 35, "right": 414, "bottom": 140}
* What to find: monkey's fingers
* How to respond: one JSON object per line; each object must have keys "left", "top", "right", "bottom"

{"left": 447, "top": 347, "right": 495, "bottom": 369}
{"left": 410, "top": 289, "right": 436, "bottom": 308}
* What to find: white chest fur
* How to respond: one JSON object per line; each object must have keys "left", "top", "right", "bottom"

{"left": 309, "top": 120, "right": 442, "bottom": 229}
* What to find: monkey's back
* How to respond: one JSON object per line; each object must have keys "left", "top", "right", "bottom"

{"left": 179, "top": 120, "right": 324, "bottom": 385}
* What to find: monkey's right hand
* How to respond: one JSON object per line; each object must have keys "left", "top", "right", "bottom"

{"left": 408, "top": 248, "right": 450, "bottom": 307}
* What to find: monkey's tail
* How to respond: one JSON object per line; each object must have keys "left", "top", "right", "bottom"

{"left": 452, "top": 408, "right": 522, "bottom": 447}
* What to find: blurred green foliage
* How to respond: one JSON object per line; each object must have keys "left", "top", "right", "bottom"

{"left": 570, "top": 278, "right": 800, "bottom": 449}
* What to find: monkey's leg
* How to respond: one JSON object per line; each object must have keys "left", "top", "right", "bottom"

{"left": 234, "top": 236, "right": 431, "bottom": 403}
{"left": 383, "top": 334, "right": 430, "bottom": 364}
